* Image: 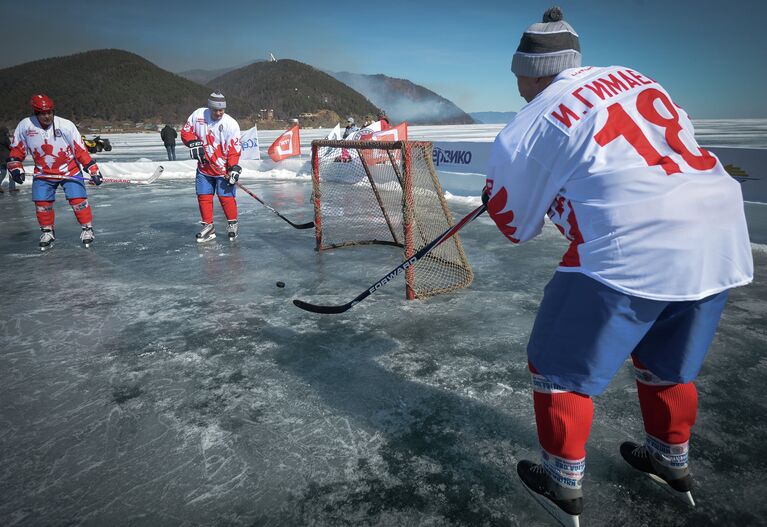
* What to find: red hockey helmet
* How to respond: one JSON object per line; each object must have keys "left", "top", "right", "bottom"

{"left": 30, "top": 94, "right": 55, "bottom": 113}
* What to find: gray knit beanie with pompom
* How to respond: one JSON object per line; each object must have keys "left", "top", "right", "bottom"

{"left": 511, "top": 6, "right": 581, "bottom": 78}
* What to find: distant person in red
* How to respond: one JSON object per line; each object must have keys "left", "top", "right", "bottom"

{"left": 377, "top": 111, "right": 391, "bottom": 130}
{"left": 8, "top": 94, "right": 103, "bottom": 249}
{"left": 181, "top": 92, "right": 242, "bottom": 242}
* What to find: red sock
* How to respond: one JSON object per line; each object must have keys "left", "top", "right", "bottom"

{"left": 530, "top": 363, "right": 592, "bottom": 488}
{"left": 35, "top": 201, "right": 55, "bottom": 227}
{"left": 632, "top": 356, "right": 697, "bottom": 445}
{"left": 198, "top": 194, "right": 214, "bottom": 224}
{"left": 68, "top": 198, "right": 92, "bottom": 225}
{"left": 219, "top": 196, "right": 237, "bottom": 221}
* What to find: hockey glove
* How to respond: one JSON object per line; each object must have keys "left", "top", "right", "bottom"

{"left": 226, "top": 165, "right": 241, "bottom": 185}
{"left": 84, "top": 161, "right": 103, "bottom": 186}
{"left": 89, "top": 167, "right": 103, "bottom": 186}
{"left": 7, "top": 158, "right": 25, "bottom": 184}
{"left": 187, "top": 140, "right": 207, "bottom": 164}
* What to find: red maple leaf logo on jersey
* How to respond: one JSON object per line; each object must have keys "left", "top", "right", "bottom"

{"left": 205, "top": 130, "right": 227, "bottom": 173}
{"left": 34, "top": 141, "right": 73, "bottom": 175}
{"left": 487, "top": 187, "right": 519, "bottom": 243}
{"left": 548, "top": 196, "right": 583, "bottom": 267}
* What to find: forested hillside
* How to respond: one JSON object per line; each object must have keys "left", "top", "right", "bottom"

{"left": 0, "top": 50, "right": 248, "bottom": 126}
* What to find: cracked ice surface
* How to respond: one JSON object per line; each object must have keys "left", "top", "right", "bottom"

{"left": 1, "top": 128, "right": 766, "bottom": 526}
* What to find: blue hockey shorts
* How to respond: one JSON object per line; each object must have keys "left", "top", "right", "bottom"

{"left": 526, "top": 271, "right": 729, "bottom": 396}
{"left": 195, "top": 171, "right": 236, "bottom": 197}
{"left": 32, "top": 175, "right": 88, "bottom": 201}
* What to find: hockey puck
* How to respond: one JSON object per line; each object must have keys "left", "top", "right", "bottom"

{"left": 276, "top": 281, "right": 285, "bottom": 288}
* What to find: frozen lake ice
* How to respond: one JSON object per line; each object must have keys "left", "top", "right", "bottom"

{"left": 1, "top": 125, "right": 766, "bottom": 526}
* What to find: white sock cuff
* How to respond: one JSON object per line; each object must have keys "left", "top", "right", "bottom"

{"left": 646, "top": 434, "right": 689, "bottom": 469}
{"left": 541, "top": 448, "right": 586, "bottom": 489}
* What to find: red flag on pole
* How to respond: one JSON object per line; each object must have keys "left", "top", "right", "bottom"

{"left": 268, "top": 125, "right": 301, "bottom": 162}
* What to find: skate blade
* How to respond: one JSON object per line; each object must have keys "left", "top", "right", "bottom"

{"left": 647, "top": 473, "right": 695, "bottom": 507}
{"left": 196, "top": 234, "right": 216, "bottom": 243}
{"left": 83, "top": 243, "right": 92, "bottom": 248}
{"left": 522, "top": 483, "right": 580, "bottom": 527}
{"left": 39, "top": 244, "right": 54, "bottom": 251}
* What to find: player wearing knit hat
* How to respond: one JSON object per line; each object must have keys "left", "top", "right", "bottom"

{"left": 207, "top": 92, "right": 226, "bottom": 110}
{"left": 181, "top": 92, "right": 243, "bottom": 242}
{"left": 511, "top": 6, "right": 581, "bottom": 104}
{"left": 483, "top": 6, "right": 753, "bottom": 527}
{"left": 511, "top": 6, "right": 580, "bottom": 78}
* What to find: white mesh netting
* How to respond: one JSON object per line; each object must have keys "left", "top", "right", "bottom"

{"left": 311, "top": 140, "right": 473, "bottom": 299}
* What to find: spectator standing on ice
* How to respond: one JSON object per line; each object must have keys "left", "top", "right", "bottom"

{"left": 377, "top": 111, "right": 390, "bottom": 130}
{"left": 181, "top": 92, "right": 242, "bottom": 242}
{"left": 342, "top": 117, "right": 359, "bottom": 139}
{"left": 0, "top": 126, "right": 15, "bottom": 193}
{"left": 8, "top": 94, "right": 103, "bottom": 249}
{"left": 483, "top": 7, "right": 753, "bottom": 527}
{"left": 160, "top": 124, "right": 177, "bottom": 161}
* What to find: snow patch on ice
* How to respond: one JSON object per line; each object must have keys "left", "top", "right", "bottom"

{"left": 101, "top": 159, "right": 312, "bottom": 182}
{"left": 444, "top": 192, "right": 481, "bottom": 206}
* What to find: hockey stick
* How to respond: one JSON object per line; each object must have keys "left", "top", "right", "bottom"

{"left": 293, "top": 203, "right": 486, "bottom": 314}
{"left": 64, "top": 165, "right": 164, "bottom": 185}
{"left": 236, "top": 182, "right": 314, "bottom": 229}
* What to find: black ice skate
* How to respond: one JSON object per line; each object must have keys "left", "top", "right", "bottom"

{"left": 39, "top": 227, "right": 55, "bottom": 250}
{"left": 80, "top": 226, "right": 95, "bottom": 247}
{"left": 620, "top": 441, "right": 695, "bottom": 506}
{"left": 196, "top": 222, "right": 216, "bottom": 243}
{"left": 518, "top": 460, "right": 582, "bottom": 527}
{"left": 227, "top": 220, "right": 238, "bottom": 240}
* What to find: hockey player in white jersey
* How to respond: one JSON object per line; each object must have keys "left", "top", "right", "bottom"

{"left": 8, "top": 94, "right": 103, "bottom": 249}
{"left": 181, "top": 92, "right": 242, "bottom": 242}
{"left": 483, "top": 7, "right": 753, "bottom": 527}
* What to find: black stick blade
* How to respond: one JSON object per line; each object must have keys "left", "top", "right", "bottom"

{"left": 291, "top": 221, "right": 315, "bottom": 229}
{"left": 292, "top": 299, "right": 355, "bottom": 314}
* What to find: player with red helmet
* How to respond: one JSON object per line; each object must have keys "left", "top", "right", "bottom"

{"left": 8, "top": 94, "right": 103, "bottom": 249}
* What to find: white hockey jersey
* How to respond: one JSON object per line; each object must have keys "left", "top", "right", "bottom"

{"left": 9, "top": 116, "right": 94, "bottom": 179}
{"left": 486, "top": 65, "right": 753, "bottom": 301}
{"left": 181, "top": 108, "right": 241, "bottom": 177}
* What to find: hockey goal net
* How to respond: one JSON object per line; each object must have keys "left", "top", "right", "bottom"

{"left": 311, "top": 139, "right": 473, "bottom": 299}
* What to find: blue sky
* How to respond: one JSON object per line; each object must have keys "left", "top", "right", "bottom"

{"left": 5, "top": 0, "right": 766, "bottom": 118}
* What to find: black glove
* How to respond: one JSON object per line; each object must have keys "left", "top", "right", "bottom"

{"left": 187, "top": 140, "right": 207, "bottom": 163}
{"left": 481, "top": 187, "right": 490, "bottom": 205}
{"left": 84, "top": 161, "right": 103, "bottom": 186}
{"left": 226, "top": 165, "right": 241, "bottom": 185}
{"left": 7, "top": 159, "right": 24, "bottom": 184}
{"left": 89, "top": 169, "right": 103, "bottom": 186}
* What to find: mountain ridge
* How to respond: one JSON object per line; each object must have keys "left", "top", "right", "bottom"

{"left": 329, "top": 71, "right": 475, "bottom": 125}
{"left": 0, "top": 49, "right": 233, "bottom": 127}
{"left": 207, "top": 59, "right": 378, "bottom": 126}
{"left": 0, "top": 50, "right": 483, "bottom": 129}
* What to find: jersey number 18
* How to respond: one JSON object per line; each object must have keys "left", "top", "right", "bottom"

{"left": 594, "top": 88, "right": 716, "bottom": 175}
